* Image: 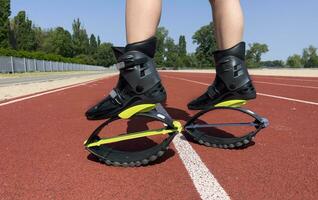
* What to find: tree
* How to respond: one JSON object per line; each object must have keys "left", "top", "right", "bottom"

{"left": 186, "top": 53, "right": 199, "bottom": 68}
{"left": 89, "top": 34, "right": 98, "bottom": 54}
{"left": 302, "top": 45, "right": 318, "bottom": 68}
{"left": 192, "top": 22, "right": 217, "bottom": 68}
{"left": 245, "top": 43, "right": 269, "bottom": 68}
{"left": 97, "top": 36, "right": 101, "bottom": 47}
{"left": 178, "top": 35, "right": 187, "bottom": 57}
{"left": 72, "top": 18, "right": 89, "bottom": 55}
{"left": 176, "top": 35, "right": 188, "bottom": 68}
{"left": 42, "top": 27, "right": 73, "bottom": 57}
{"left": 94, "top": 43, "right": 116, "bottom": 67}
{"left": 33, "top": 26, "right": 46, "bottom": 51}
{"left": 11, "top": 11, "right": 37, "bottom": 51}
{"left": 164, "top": 37, "right": 179, "bottom": 69}
{"left": 75, "top": 54, "right": 95, "bottom": 65}
{"left": 286, "top": 54, "right": 303, "bottom": 68}
{"left": 0, "top": 0, "right": 11, "bottom": 48}
{"left": 155, "top": 27, "right": 169, "bottom": 67}
{"left": 260, "top": 60, "right": 285, "bottom": 67}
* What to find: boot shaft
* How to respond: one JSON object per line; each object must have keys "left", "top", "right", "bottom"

{"left": 112, "top": 37, "right": 161, "bottom": 95}
{"left": 213, "top": 42, "right": 246, "bottom": 64}
{"left": 111, "top": 36, "right": 157, "bottom": 61}
{"left": 213, "top": 42, "right": 252, "bottom": 91}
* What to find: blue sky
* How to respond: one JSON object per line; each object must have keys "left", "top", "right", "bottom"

{"left": 11, "top": 0, "right": 318, "bottom": 61}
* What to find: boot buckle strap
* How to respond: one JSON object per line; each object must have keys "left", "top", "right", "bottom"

{"left": 109, "top": 89, "right": 123, "bottom": 105}
{"left": 116, "top": 62, "right": 126, "bottom": 70}
{"left": 115, "top": 57, "right": 148, "bottom": 70}
{"left": 207, "top": 86, "right": 219, "bottom": 99}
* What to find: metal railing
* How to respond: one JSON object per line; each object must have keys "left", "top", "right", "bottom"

{"left": 0, "top": 56, "right": 112, "bottom": 73}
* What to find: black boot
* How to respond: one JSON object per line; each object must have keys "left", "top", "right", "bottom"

{"left": 86, "top": 36, "right": 166, "bottom": 120}
{"left": 187, "top": 42, "right": 256, "bottom": 110}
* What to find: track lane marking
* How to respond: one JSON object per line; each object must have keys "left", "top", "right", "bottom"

{"left": 256, "top": 93, "right": 318, "bottom": 106}
{"left": 254, "top": 76, "right": 318, "bottom": 83}
{"left": 173, "top": 135, "right": 231, "bottom": 200}
{"left": 254, "top": 81, "right": 318, "bottom": 89}
{"left": 162, "top": 75, "right": 318, "bottom": 106}
{"left": 161, "top": 72, "right": 318, "bottom": 89}
{"left": 160, "top": 71, "right": 318, "bottom": 82}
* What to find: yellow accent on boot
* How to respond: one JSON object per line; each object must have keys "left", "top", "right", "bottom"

{"left": 85, "top": 128, "right": 176, "bottom": 147}
{"left": 215, "top": 100, "right": 247, "bottom": 108}
{"left": 118, "top": 104, "right": 156, "bottom": 119}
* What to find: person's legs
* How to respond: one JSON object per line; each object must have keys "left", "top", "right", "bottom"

{"left": 211, "top": 0, "right": 244, "bottom": 50}
{"left": 86, "top": 0, "right": 165, "bottom": 120}
{"left": 126, "top": 0, "right": 161, "bottom": 43}
{"left": 188, "top": 0, "right": 256, "bottom": 110}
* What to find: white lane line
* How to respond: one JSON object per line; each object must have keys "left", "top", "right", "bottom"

{"left": 254, "top": 81, "right": 318, "bottom": 89}
{"left": 255, "top": 76, "right": 318, "bottom": 83}
{"left": 173, "top": 134, "right": 231, "bottom": 200}
{"left": 162, "top": 73, "right": 318, "bottom": 89}
{"left": 256, "top": 93, "right": 318, "bottom": 106}
{"left": 0, "top": 78, "right": 106, "bottom": 107}
{"left": 160, "top": 71, "right": 318, "bottom": 83}
{"left": 162, "top": 75, "right": 318, "bottom": 106}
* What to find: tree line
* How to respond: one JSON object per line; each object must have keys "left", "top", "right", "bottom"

{"left": 0, "top": 0, "right": 116, "bottom": 66}
{"left": 0, "top": 0, "right": 317, "bottom": 68}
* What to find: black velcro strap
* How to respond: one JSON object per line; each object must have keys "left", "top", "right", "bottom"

{"left": 206, "top": 85, "right": 219, "bottom": 99}
{"left": 116, "top": 57, "right": 148, "bottom": 70}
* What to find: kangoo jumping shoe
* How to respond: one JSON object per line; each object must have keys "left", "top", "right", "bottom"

{"left": 187, "top": 42, "right": 256, "bottom": 110}
{"left": 86, "top": 36, "right": 166, "bottom": 120}
{"left": 84, "top": 37, "right": 182, "bottom": 167}
{"left": 185, "top": 42, "right": 268, "bottom": 149}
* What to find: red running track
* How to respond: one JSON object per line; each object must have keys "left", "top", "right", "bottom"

{"left": 0, "top": 72, "right": 317, "bottom": 200}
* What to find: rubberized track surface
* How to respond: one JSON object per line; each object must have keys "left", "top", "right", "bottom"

{"left": 0, "top": 72, "right": 317, "bottom": 200}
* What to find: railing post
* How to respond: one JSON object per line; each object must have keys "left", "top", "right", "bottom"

{"left": 50, "top": 61, "right": 52, "bottom": 72}
{"left": 10, "top": 56, "right": 14, "bottom": 73}
{"left": 23, "top": 58, "right": 27, "bottom": 72}
{"left": 43, "top": 60, "right": 45, "bottom": 72}
{"left": 34, "top": 59, "right": 37, "bottom": 71}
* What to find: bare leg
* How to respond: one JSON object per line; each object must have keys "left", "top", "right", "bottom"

{"left": 187, "top": 0, "right": 256, "bottom": 110}
{"left": 210, "top": 0, "right": 244, "bottom": 50}
{"left": 86, "top": 0, "right": 165, "bottom": 120}
{"left": 126, "top": 0, "right": 162, "bottom": 44}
